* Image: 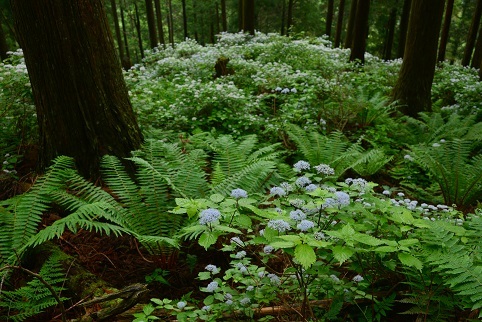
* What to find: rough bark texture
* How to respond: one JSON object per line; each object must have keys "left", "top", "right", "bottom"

{"left": 349, "top": 0, "right": 370, "bottom": 63}
{"left": 134, "top": 3, "right": 145, "bottom": 59}
{"left": 221, "top": 0, "right": 227, "bottom": 32}
{"left": 334, "top": 0, "right": 345, "bottom": 48}
{"left": 0, "top": 14, "right": 9, "bottom": 61}
{"left": 11, "top": 0, "right": 143, "bottom": 177}
{"left": 437, "top": 0, "right": 454, "bottom": 62}
{"left": 145, "top": 0, "right": 158, "bottom": 48}
{"left": 383, "top": 6, "right": 397, "bottom": 60}
{"left": 344, "top": 0, "right": 357, "bottom": 48}
{"left": 396, "top": 0, "right": 411, "bottom": 58}
{"left": 243, "top": 0, "right": 255, "bottom": 35}
{"left": 166, "top": 0, "right": 174, "bottom": 45}
{"left": 281, "top": 0, "right": 286, "bottom": 35}
{"left": 325, "top": 0, "right": 334, "bottom": 37}
{"left": 110, "top": 0, "right": 129, "bottom": 69}
{"left": 471, "top": 23, "right": 482, "bottom": 68}
{"left": 392, "top": 0, "right": 445, "bottom": 118}
{"left": 181, "top": 0, "right": 188, "bottom": 39}
{"left": 154, "top": 0, "right": 165, "bottom": 47}
{"left": 120, "top": 6, "right": 132, "bottom": 67}
{"left": 462, "top": 0, "right": 482, "bottom": 66}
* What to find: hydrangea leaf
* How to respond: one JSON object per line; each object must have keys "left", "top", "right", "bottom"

{"left": 199, "top": 231, "right": 220, "bottom": 250}
{"left": 332, "top": 245, "right": 355, "bottom": 264}
{"left": 294, "top": 244, "right": 316, "bottom": 269}
{"left": 210, "top": 194, "right": 225, "bottom": 203}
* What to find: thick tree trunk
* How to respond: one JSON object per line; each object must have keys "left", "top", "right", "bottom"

{"left": 392, "top": 0, "right": 445, "bottom": 118}
{"left": 396, "top": 0, "right": 411, "bottom": 58}
{"left": 11, "top": 0, "right": 143, "bottom": 177}
{"left": 471, "top": 23, "right": 482, "bottom": 68}
{"left": 462, "top": 0, "right": 482, "bottom": 66}
{"left": 334, "top": 0, "right": 345, "bottom": 48}
{"left": 325, "top": 0, "right": 334, "bottom": 37}
{"left": 110, "top": 0, "right": 128, "bottom": 69}
{"left": 243, "top": 0, "right": 255, "bottom": 35}
{"left": 0, "top": 13, "right": 9, "bottom": 61}
{"left": 383, "top": 6, "right": 397, "bottom": 60}
{"left": 344, "top": 0, "right": 357, "bottom": 48}
{"left": 145, "top": 0, "right": 158, "bottom": 48}
{"left": 287, "top": 0, "right": 293, "bottom": 36}
{"left": 349, "top": 0, "right": 370, "bottom": 63}
{"left": 134, "top": 3, "right": 145, "bottom": 59}
{"left": 221, "top": 0, "right": 227, "bottom": 32}
{"left": 181, "top": 0, "right": 188, "bottom": 39}
{"left": 154, "top": 0, "right": 165, "bottom": 47}
{"left": 438, "top": 0, "right": 455, "bottom": 63}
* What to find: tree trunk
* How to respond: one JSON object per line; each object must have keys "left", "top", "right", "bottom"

{"left": 383, "top": 5, "right": 397, "bottom": 60}
{"left": 349, "top": 0, "right": 370, "bottom": 63}
{"left": 193, "top": 0, "right": 199, "bottom": 41}
{"left": 437, "top": 0, "right": 455, "bottom": 63}
{"left": 471, "top": 22, "right": 482, "bottom": 68}
{"left": 166, "top": 0, "right": 174, "bottom": 45}
{"left": 110, "top": 0, "right": 128, "bottom": 69}
{"left": 11, "top": 0, "right": 143, "bottom": 177}
{"left": 281, "top": 0, "right": 286, "bottom": 35}
{"left": 221, "top": 0, "right": 227, "bottom": 32}
{"left": 392, "top": 0, "right": 445, "bottom": 118}
{"left": 238, "top": 0, "right": 243, "bottom": 31}
{"left": 181, "top": 0, "right": 188, "bottom": 39}
{"left": 462, "top": 0, "right": 482, "bottom": 66}
{"left": 325, "top": 0, "right": 334, "bottom": 37}
{"left": 145, "top": 0, "right": 158, "bottom": 48}
{"left": 134, "top": 3, "right": 145, "bottom": 59}
{"left": 287, "top": 0, "right": 293, "bottom": 36}
{"left": 243, "top": 0, "right": 255, "bottom": 35}
{"left": 334, "top": 0, "right": 345, "bottom": 48}
{"left": 396, "top": 0, "right": 411, "bottom": 58}
{"left": 0, "top": 13, "right": 9, "bottom": 61}
{"left": 154, "top": 0, "right": 165, "bottom": 47}
{"left": 344, "top": 0, "right": 357, "bottom": 48}
{"left": 120, "top": 4, "right": 132, "bottom": 68}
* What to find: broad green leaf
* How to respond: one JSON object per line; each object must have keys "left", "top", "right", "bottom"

{"left": 238, "top": 198, "right": 256, "bottom": 207}
{"left": 398, "top": 238, "right": 420, "bottom": 247}
{"left": 398, "top": 252, "right": 423, "bottom": 271}
{"left": 278, "top": 235, "right": 302, "bottom": 243}
{"left": 270, "top": 241, "right": 296, "bottom": 248}
{"left": 332, "top": 245, "right": 355, "bottom": 264}
{"left": 199, "top": 231, "right": 219, "bottom": 250}
{"left": 375, "top": 245, "right": 398, "bottom": 253}
{"left": 210, "top": 194, "right": 224, "bottom": 203}
{"left": 216, "top": 225, "right": 242, "bottom": 234}
{"left": 235, "top": 214, "right": 252, "bottom": 228}
{"left": 353, "top": 233, "right": 384, "bottom": 246}
{"left": 294, "top": 244, "right": 316, "bottom": 269}
{"left": 390, "top": 209, "right": 414, "bottom": 224}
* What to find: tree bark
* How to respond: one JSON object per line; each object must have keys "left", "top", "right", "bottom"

{"left": 334, "top": 0, "right": 345, "bottom": 48}
{"left": 110, "top": 0, "right": 128, "bottom": 69}
{"left": 145, "top": 0, "right": 158, "bottom": 48}
{"left": 181, "top": 0, "right": 188, "bottom": 39}
{"left": 0, "top": 11, "right": 9, "bottom": 61}
{"left": 325, "top": 0, "right": 334, "bottom": 37}
{"left": 11, "top": 0, "right": 143, "bottom": 177}
{"left": 392, "top": 0, "right": 445, "bottom": 118}
{"left": 349, "top": 0, "right": 370, "bottom": 63}
{"left": 134, "top": 3, "right": 145, "bottom": 59}
{"left": 192, "top": 0, "right": 199, "bottom": 42}
{"left": 221, "top": 0, "right": 227, "bottom": 32}
{"left": 243, "top": 0, "right": 255, "bottom": 35}
{"left": 281, "top": 0, "right": 286, "bottom": 35}
{"left": 437, "top": 0, "right": 455, "bottom": 63}
{"left": 471, "top": 22, "right": 482, "bottom": 68}
{"left": 166, "top": 0, "right": 174, "bottom": 45}
{"left": 287, "top": 0, "right": 294, "bottom": 36}
{"left": 120, "top": 4, "right": 132, "bottom": 67}
{"left": 154, "top": 0, "right": 165, "bottom": 47}
{"left": 383, "top": 5, "right": 397, "bottom": 60}
{"left": 462, "top": 0, "right": 482, "bottom": 66}
{"left": 344, "top": 0, "right": 357, "bottom": 48}
{"left": 396, "top": 0, "right": 411, "bottom": 58}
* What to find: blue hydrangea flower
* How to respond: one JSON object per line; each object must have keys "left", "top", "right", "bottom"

{"left": 177, "top": 301, "right": 187, "bottom": 309}
{"left": 263, "top": 245, "right": 274, "bottom": 254}
{"left": 280, "top": 182, "right": 292, "bottom": 191}
{"left": 205, "top": 264, "right": 219, "bottom": 274}
{"left": 235, "top": 251, "right": 246, "bottom": 259}
{"left": 314, "top": 232, "right": 325, "bottom": 240}
{"left": 270, "top": 186, "right": 286, "bottom": 197}
{"left": 268, "top": 273, "right": 281, "bottom": 285}
{"left": 330, "top": 274, "right": 340, "bottom": 283}
{"left": 202, "top": 305, "right": 211, "bottom": 311}
{"left": 289, "top": 209, "right": 306, "bottom": 221}
{"left": 246, "top": 286, "right": 254, "bottom": 291}
{"left": 295, "top": 176, "right": 312, "bottom": 187}
{"left": 297, "top": 220, "right": 315, "bottom": 231}
{"left": 293, "top": 160, "right": 310, "bottom": 172}
{"left": 258, "top": 271, "right": 266, "bottom": 278}
{"left": 225, "top": 293, "right": 233, "bottom": 300}
{"left": 352, "top": 275, "right": 364, "bottom": 282}
{"left": 305, "top": 184, "right": 318, "bottom": 192}
{"left": 230, "top": 236, "right": 243, "bottom": 246}
{"left": 225, "top": 299, "right": 233, "bottom": 305}
{"left": 199, "top": 208, "right": 221, "bottom": 225}
{"left": 267, "top": 219, "right": 291, "bottom": 233}
{"left": 240, "top": 297, "right": 251, "bottom": 305}
{"left": 231, "top": 188, "right": 248, "bottom": 199}
{"left": 206, "top": 281, "right": 219, "bottom": 292}
{"left": 235, "top": 263, "right": 248, "bottom": 274}
{"left": 335, "top": 191, "right": 350, "bottom": 206}
{"left": 314, "top": 164, "right": 335, "bottom": 175}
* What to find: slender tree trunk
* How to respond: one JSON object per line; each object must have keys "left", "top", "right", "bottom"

{"left": 281, "top": 0, "right": 286, "bottom": 35}
{"left": 325, "top": 0, "right": 334, "bottom": 37}
{"left": 462, "top": 0, "right": 482, "bottom": 66}
{"left": 216, "top": 2, "right": 220, "bottom": 34}
{"left": 193, "top": 0, "right": 199, "bottom": 41}
{"left": 145, "top": 0, "right": 158, "bottom": 48}
{"left": 238, "top": 0, "right": 243, "bottom": 31}
{"left": 344, "top": 0, "right": 357, "bottom": 48}
{"left": 438, "top": 0, "right": 455, "bottom": 63}
{"left": 0, "top": 14, "right": 9, "bottom": 61}
{"left": 392, "top": 0, "right": 445, "bottom": 118}
{"left": 287, "top": 0, "right": 294, "bottom": 36}
{"left": 11, "top": 0, "right": 143, "bottom": 177}
{"left": 154, "top": 0, "right": 165, "bottom": 46}
{"left": 120, "top": 4, "right": 132, "bottom": 67}
{"left": 383, "top": 5, "right": 397, "bottom": 60}
{"left": 471, "top": 22, "right": 482, "bottom": 68}
{"left": 334, "top": 0, "right": 345, "bottom": 48}
{"left": 349, "top": 0, "right": 370, "bottom": 63}
{"left": 110, "top": 0, "right": 127, "bottom": 69}
{"left": 181, "top": 0, "right": 188, "bottom": 39}
{"left": 396, "top": 0, "right": 411, "bottom": 58}
{"left": 243, "top": 0, "right": 255, "bottom": 35}
{"left": 221, "top": 0, "right": 227, "bottom": 32}
{"left": 134, "top": 3, "right": 145, "bottom": 59}
{"left": 166, "top": 0, "right": 174, "bottom": 45}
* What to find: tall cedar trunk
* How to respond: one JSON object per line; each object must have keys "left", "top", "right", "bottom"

{"left": 238, "top": 0, "right": 243, "bottom": 31}
{"left": 349, "top": 0, "right": 370, "bottom": 63}
{"left": 221, "top": 0, "right": 227, "bottom": 32}
{"left": 166, "top": 0, "right": 174, "bottom": 45}
{"left": 243, "top": 0, "right": 255, "bottom": 35}
{"left": 287, "top": 0, "right": 293, "bottom": 36}
{"left": 181, "top": 0, "right": 188, "bottom": 39}
{"left": 110, "top": 0, "right": 126, "bottom": 69}
{"left": 462, "top": 0, "right": 482, "bottom": 66}
{"left": 325, "top": 0, "right": 334, "bottom": 37}
{"left": 438, "top": 0, "right": 455, "bottom": 62}
{"left": 10, "top": 0, "right": 143, "bottom": 177}
{"left": 471, "top": 22, "right": 482, "bottom": 68}
{"left": 281, "top": 0, "right": 286, "bottom": 35}
{"left": 383, "top": 6, "right": 397, "bottom": 60}
{"left": 193, "top": 0, "right": 199, "bottom": 41}
{"left": 135, "top": 3, "right": 145, "bottom": 59}
{"left": 154, "top": 0, "right": 165, "bottom": 46}
{"left": 344, "top": 0, "right": 357, "bottom": 48}
{"left": 396, "top": 0, "right": 411, "bottom": 58}
{"left": 120, "top": 4, "right": 132, "bottom": 67}
{"left": 0, "top": 14, "right": 8, "bottom": 61}
{"left": 392, "top": 0, "right": 445, "bottom": 118}
{"left": 334, "top": 0, "right": 345, "bottom": 47}
{"left": 145, "top": 0, "right": 158, "bottom": 48}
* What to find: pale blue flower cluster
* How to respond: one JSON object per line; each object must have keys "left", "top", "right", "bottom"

{"left": 199, "top": 208, "right": 221, "bottom": 225}
{"left": 270, "top": 186, "right": 286, "bottom": 196}
{"left": 177, "top": 301, "right": 187, "bottom": 309}
{"left": 295, "top": 176, "right": 312, "bottom": 187}
{"left": 289, "top": 209, "right": 306, "bottom": 221}
{"left": 297, "top": 220, "right": 315, "bottom": 231}
{"left": 314, "top": 163, "right": 335, "bottom": 175}
{"left": 293, "top": 160, "right": 310, "bottom": 172}
{"left": 267, "top": 219, "right": 291, "bottom": 232}
{"left": 263, "top": 245, "right": 274, "bottom": 254}
{"left": 305, "top": 184, "right": 318, "bottom": 192}
{"left": 202, "top": 305, "right": 211, "bottom": 311}
{"left": 235, "top": 251, "right": 247, "bottom": 259}
{"left": 268, "top": 273, "right": 281, "bottom": 284}
{"left": 240, "top": 297, "right": 251, "bottom": 305}
{"left": 205, "top": 264, "right": 219, "bottom": 274}
{"left": 230, "top": 188, "right": 248, "bottom": 199}
{"left": 235, "top": 263, "right": 248, "bottom": 274}
{"left": 206, "top": 281, "right": 219, "bottom": 292}
{"left": 352, "top": 275, "right": 364, "bottom": 282}
{"left": 230, "top": 236, "right": 243, "bottom": 246}
{"left": 323, "top": 191, "right": 350, "bottom": 209}
{"left": 345, "top": 178, "right": 368, "bottom": 192}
